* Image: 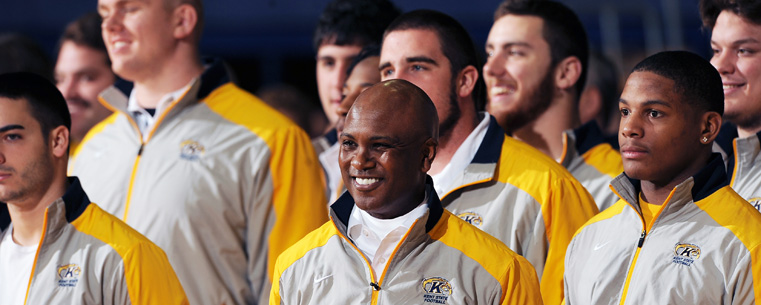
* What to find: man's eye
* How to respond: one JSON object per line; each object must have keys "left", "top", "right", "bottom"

{"left": 620, "top": 109, "right": 629, "bottom": 116}
{"left": 648, "top": 110, "right": 660, "bottom": 118}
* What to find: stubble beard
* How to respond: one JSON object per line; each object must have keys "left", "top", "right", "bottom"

{"left": 498, "top": 68, "right": 555, "bottom": 133}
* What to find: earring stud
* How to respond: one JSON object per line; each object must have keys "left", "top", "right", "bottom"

{"left": 702, "top": 137, "right": 708, "bottom": 143}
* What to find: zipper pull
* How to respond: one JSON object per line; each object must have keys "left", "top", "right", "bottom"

{"left": 370, "top": 282, "right": 381, "bottom": 291}
{"left": 637, "top": 230, "right": 646, "bottom": 248}
{"left": 137, "top": 144, "right": 144, "bottom": 156}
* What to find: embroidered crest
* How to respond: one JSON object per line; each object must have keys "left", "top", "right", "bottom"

{"left": 57, "top": 264, "right": 82, "bottom": 287}
{"left": 672, "top": 243, "right": 701, "bottom": 267}
{"left": 422, "top": 277, "right": 453, "bottom": 304}
{"left": 749, "top": 197, "right": 760, "bottom": 212}
{"left": 457, "top": 212, "right": 483, "bottom": 227}
{"left": 180, "top": 140, "right": 205, "bottom": 160}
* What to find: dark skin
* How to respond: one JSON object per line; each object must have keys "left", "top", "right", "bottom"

{"left": 618, "top": 71, "right": 722, "bottom": 205}
{"left": 339, "top": 79, "right": 439, "bottom": 219}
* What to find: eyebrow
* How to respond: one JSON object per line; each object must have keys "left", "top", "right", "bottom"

{"left": 486, "top": 41, "right": 532, "bottom": 50}
{"left": 378, "top": 56, "right": 439, "bottom": 71}
{"left": 619, "top": 99, "right": 673, "bottom": 108}
{"left": 711, "top": 38, "right": 761, "bottom": 46}
{"left": 0, "top": 125, "right": 24, "bottom": 133}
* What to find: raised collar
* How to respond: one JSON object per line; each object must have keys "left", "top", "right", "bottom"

{"left": 1, "top": 177, "right": 91, "bottom": 234}
{"left": 611, "top": 153, "right": 728, "bottom": 213}
{"left": 330, "top": 176, "right": 443, "bottom": 234}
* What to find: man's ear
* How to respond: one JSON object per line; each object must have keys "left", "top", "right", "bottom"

{"left": 700, "top": 111, "right": 722, "bottom": 144}
{"left": 421, "top": 138, "right": 438, "bottom": 173}
{"left": 455, "top": 65, "right": 479, "bottom": 99}
{"left": 50, "top": 126, "right": 69, "bottom": 158}
{"left": 553, "top": 56, "right": 582, "bottom": 91}
{"left": 172, "top": 4, "right": 198, "bottom": 40}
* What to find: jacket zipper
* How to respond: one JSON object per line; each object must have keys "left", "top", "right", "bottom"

{"left": 23, "top": 209, "right": 50, "bottom": 305}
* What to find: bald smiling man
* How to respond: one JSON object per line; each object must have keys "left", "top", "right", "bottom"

{"left": 270, "top": 79, "right": 541, "bottom": 305}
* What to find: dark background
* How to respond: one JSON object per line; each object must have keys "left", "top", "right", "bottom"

{"left": 0, "top": 0, "right": 711, "bottom": 111}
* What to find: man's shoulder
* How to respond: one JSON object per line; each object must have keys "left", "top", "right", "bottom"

{"left": 203, "top": 83, "right": 303, "bottom": 134}
{"left": 275, "top": 220, "right": 339, "bottom": 273}
{"left": 498, "top": 135, "right": 577, "bottom": 178}
{"left": 69, "top": 203, "right": 163, "bottom": 258}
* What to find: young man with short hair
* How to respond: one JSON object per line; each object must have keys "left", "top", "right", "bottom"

{"left": 312, "top": 0, "right": 400, "bottom": 203}
{"left": 72, "top": 0, "right": 327, "bottom": 303}
{"left": 484, "top": 0, "right": 623, "bottom": 211}
{"left": 701, "top": 0, "right": 761, "bottom": 211}
{"left": 564, "top": 51, "right": 761, "bottom": 304}
{"left": 380, "top": 10, "right": 598, "bottom": 304}
{"left": 0, "top": 72, "right": 187, "bottom": 305}
{"left": 54, "top": 12, "right": 114, "bottom": 154}
{"left": 272, "top": 79, "right": 542, "bottom": 304}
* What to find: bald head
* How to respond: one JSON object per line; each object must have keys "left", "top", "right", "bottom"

{"left": 350, "top": 79, "right": 439, "bottom": 141}
{"left": 340, "top": 79, "right": 439, "bottom": 219}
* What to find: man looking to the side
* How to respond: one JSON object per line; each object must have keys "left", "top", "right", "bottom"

{"left": 0, "top": 72, "right": 187, "bottom": 305}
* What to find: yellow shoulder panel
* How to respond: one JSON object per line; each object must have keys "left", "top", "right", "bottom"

{"left": 430, "top": 211, "right": 543, "bottom": 304}
{"left": 204, "top": 83, "right": 329, "bottom": 280}
{"left": 695, "top": 186, "right": 761, "bottom": 301}
{"left": 581, "top": 143, "right": 624, "bottom": 178}
{"left": 70, "top": 203, "right": 188, "bottom": 305}
{"left": 270, "top": 221, "right": 337, "bottom": 305}
{"left": 573, "top": 199, "right": 627, "bottom": 239}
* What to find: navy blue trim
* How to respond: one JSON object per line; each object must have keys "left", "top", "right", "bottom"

{"left": 114, "top": 78, "right": 134, "bottom": 96}
{"left": 573, "top": 121, "right": 608, "bottom": 155}
{"left": 423, "top": 176, "right": 443, "bottom": 232}
{"left": 472, "top": 115, "right": 505, "bottom": 164}
{"left": 197, "top": 57, "right": 231, "bottom": 100}
{"left": 0, "top": 203, "right": 9, "bottom": 230}
{"left": 691, "top": 154, "right": 729, "bottom": 202}
{"left": 325, "top": 128, "right": 338, "bottom": 146}
{"left": 62, "top": 177, "right": 91, "bottom": 223}
{"left": 329, "top": 176, "right": 443, "bottom": 233}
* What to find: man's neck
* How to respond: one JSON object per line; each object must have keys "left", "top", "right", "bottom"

{"left": 7, "top": 175, "right": 68, "bottom": 247}
{"left": 639, "top": 152, "right": 711, "bottom": 206}
{"left": 737, "top": 125, "right": 761, "bottom": 140}
{"left": 513, "top": 98, "right": 580, "bottom": 161}
{"left": 133, "top": 54, "right": 204, "bottom": 109}
{"left": 429, "top": 108, "right": 479, "bottom": 175}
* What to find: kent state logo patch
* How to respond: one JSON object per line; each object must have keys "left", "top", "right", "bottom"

{"left": 457, "top": 212, "right": 483, "bottom": 227}
{"left": 749, "top": 197, "right": 761, "bottom": 212}
{"left": 57, "top": 264, "right": 82, "bottom": 287}
{"left": 421, "top": 277, "right": 453, "bottom": 304}
{"left": 672, "top": 243, "right": 701, "bottom": 267}
{"left": 180, "top": 140, "right": 205, "bottom": 160}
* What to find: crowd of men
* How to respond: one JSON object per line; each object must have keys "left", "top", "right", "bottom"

{"left": 0, "top": 0, "right": 760, "bottom": 304}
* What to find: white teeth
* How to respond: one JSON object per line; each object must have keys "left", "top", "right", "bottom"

{"left": 114, "top": 41, "right": 127, "bottom": 49}
{"left": 491, "top": 87, "right": 514, "bottom": 95}
{"left": 355, "top": 178, "right": 380, "bottom": 185}
{"left": 723, "top": 84, "right": 742, "bottom": 89}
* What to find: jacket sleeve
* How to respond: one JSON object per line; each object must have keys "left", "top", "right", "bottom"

{"left": 501, "top": 255, "right": 544, "bottom": 305}
{"left": 121, "top": 242, "right": 189, "bottom": 305}
{"left": 264, "top": 124, "right": 329, "bottom": 283}
{"left": 540, "top": 176, "right": 598, "bottom": 305}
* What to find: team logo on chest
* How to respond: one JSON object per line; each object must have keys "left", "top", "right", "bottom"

{"left": 57, "top": 264, "right": 82, "bottom": 287}
{"left": 180, "top": 140, "right": 205, "bottom": 160}
{"left": 456, "top": 212, "right": 483, "bottom": 227}
{"left": 749, "top": 197, "right": 761, "bottom": 212}
{"left": 422, "top": 277, "right": 453, "bottom": 304}
{"left": 672, "top": 243, "right": 701, "bottom": 267}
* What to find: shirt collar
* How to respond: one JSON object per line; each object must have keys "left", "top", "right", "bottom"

{"left": 347, "top": 192, "right": 429, "bottom": 242}
{"left": 431, "top": 114, "right": 490, "bottom": 196}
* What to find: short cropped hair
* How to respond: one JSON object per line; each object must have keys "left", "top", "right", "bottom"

{"left": 313, "top": 0, "right": 401, "bottom": 50}
{"left": 0, "top": 72, "right": 71, "bottom": 139}
{"left": 632, "top": 51, "right": 724, "bottom": 116}
{"left": 384, "top": 9, "right": 486, "bottom": 110}
{"left": 495, "top": 0, "right": 589, "bottom": 100}
{"left": 58, "top": 12, "right": 110, "bottom": 66}
{"left": 700, "top": 0, "right": 761, "bottom": 30}
{"left": 346, "top": 45, "right": 380, "bottom": 77}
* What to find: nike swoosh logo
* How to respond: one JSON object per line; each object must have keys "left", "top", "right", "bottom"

{"left": 593, "top": 241, "right": 611, "bottom": 251}
{"left": 314, "top": 274, "right": 333, "bottom": 284}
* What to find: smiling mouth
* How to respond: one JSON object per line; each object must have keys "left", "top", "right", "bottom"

{"left": 723, "top": 84, "right": 744, "bottom": 90}
{"left": 490, "top": 87, "right": 515, "bottom": 96}
{"left": 355, "top": 177, "right": 381, "bottom": 185}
